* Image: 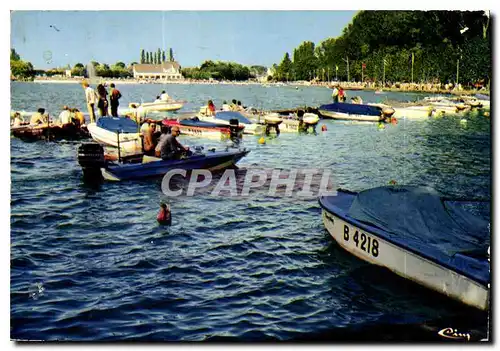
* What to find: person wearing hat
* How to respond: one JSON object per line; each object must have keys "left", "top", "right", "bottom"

{"left": 160, "top": 126, "right": 191, "bottom": 160}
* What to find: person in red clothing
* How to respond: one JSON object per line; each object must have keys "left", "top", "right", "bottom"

{"left": 207, "top": 100, "right": 216, "bottom": 116}
{"left": 109, "top": 83, "right": 122, "bottom": 117}
{"left": 157, "top": 203, "right": 171, "bottom": 225}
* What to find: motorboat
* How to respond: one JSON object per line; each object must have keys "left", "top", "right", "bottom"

{"left": 87, "top": 116, "right": 142, "bottom": 154}
{"left": 77, "top": 142, "right": 250, "bottom": 182}
{"left": 198, "top": 111, "right": 265, "bottom": 135}
{"left": 11, "top": 123, "right": 90, "bottom": 142}
{"left": 162, "top": 117, "right": 245, "bottom": 140}
{"left": 125, "top": 99, "right": 184, "bottom": 114}
{"left": 318, "top": 102, "right": 393, "bottom": 122}
{"left": 319, "top": 186, "right": 490, "bottom": 310}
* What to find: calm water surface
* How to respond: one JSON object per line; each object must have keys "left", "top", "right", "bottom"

{"left": 10, "top": 82, "right": 491, "bottom": 341}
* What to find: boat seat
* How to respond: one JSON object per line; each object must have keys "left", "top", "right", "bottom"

{"left": 142, "top": 155, "right": 162, "bottom": 163}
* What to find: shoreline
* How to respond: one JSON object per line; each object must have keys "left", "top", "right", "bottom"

{"left": 22, "top": 78, "right": 489, "bottom": 96}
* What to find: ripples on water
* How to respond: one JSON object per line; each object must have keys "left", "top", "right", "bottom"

{"left": 10, "top": 82, "right": 490, "bottom": 341}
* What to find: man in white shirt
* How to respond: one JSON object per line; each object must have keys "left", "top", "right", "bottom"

{"left": 160, "top": 90, "right": 170, "bottom": 101}
{"left": 58, "top": 106, "right": 72, "bottom": 125}
{"left": 82, "top": 81, "right": 97, "bottom": 123}
{"left": 221, "top": 101, "right": 231, "bottom": 111}
{"left": 331, "top": 85, "right": 339, "bottom": 103}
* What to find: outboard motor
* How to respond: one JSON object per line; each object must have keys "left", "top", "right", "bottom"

{"left": 77, "top": 143, "right": 105, "bottom": 182}
{"left": 229, "top": 118, "right": 242, "bottom": 143}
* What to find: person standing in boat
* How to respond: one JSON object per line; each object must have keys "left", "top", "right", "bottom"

{"left": 109, "top": 83, "right": 122, "bottom": 117}
{"left": 96, "top": 84, "right": 109, "bottom": 117}
{"left": 160, "top": 126, "right": 191, "bottom": 160}
{"left": 331, "top": 85, "right": 339, "bottom": 103}
{"left": 160, "top": 90, "right": 170, "bottom": 101}
{"left": 338, "top": 86, "right": 346, "bottom": 102}
{"left": 207, "top": 100, "right": 216, "bottom": 116}
{"left": 30, "top": 108, "right": 47, "bottom": 125}
{"left": 83, "top": 81, "right": 97, "bottom": 123}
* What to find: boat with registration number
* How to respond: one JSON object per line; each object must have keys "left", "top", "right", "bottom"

{"left": 319, "top": 186, "right": 490, "bottom": 311}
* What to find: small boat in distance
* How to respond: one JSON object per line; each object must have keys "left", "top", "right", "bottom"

{"left": 319, "top": 186, "right": 490, "bottom": 310}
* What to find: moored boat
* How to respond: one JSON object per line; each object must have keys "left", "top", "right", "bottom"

{"left": 87, "top": 116, "right": 143, "bottom": 154}
{"left": 126, "top": 100, "right": 184, "bottom": 114}
{"left": 162, "top": 117, "right": 244, "bottom": 140}
{"left": 77, "top": 142, "right": 250, "bottom": 182}
{"left": 11, "top": 123, "right": 90, "bottom": 142}
{"left": 318, "top": 102, "right": 389, "bottom": 122}
{"left": 199, "top": 111, "right": 265, "bottom": 135}
{"left": 319, "top": 186, "right": 490, "bottom": 310}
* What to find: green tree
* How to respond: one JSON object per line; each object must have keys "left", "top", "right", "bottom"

{"left": 140, "top": 49, "right": 145, "bottom": 64}
{"left": 169, "top": 48, "right": 174, "bottom": 62}
{"left": 146, "top": 52, "right": 150, "bottom": 64}
{"left": 10, "top": 48, "right": 21, "bottom": 61}
{"left": 149, "top": 52, "right": 153, "bottom": 64}
{"left": 277, "top": 52, "right": 292, "bottom": 81}
{"left": 157, "top": 48, "right": 162, "bottom": 64}
{"left": 162, "top": 50, "right": 166, "bottom": 63}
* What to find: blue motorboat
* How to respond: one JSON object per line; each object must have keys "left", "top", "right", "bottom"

{"left": 78, "top": 143, "right": 250, "bottom": 182}
{"left": 319, "top": 186, "right": 490, "bottom": 310}
{"left": 318, "top": 102, "right": 392, "bottom": 122}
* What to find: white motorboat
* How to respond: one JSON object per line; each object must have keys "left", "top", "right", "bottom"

{"left": 87, "top": 117, "right": 142, "bottom": 154}
{"left": 319, "top": 102, "right": 387, "bottom": 122}
{"left": 319, "top": 186, "right": 490, "bottom": 311}
{"left": 123, "top": 100, "right": 184, "bottom": 115}
{"left": 198, "top": 111, "right": 264, "bottom": 135}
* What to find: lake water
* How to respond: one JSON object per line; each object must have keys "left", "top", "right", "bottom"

{"left": 10, "top": 82, "right": 491, "bottom": 341}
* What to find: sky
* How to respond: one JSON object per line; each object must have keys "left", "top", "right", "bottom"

{"left": 10, "top": 11, "right": 357, "bottom": 69}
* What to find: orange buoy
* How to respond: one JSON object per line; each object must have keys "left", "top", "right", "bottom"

{"left": 157, "top": 203, "right": 171, "bottom": 225}
{"left": 321, "top": 124, "right": 327, "bottom": 131}
{"left": 391, "top": 117, "right": 398, "bottom": 125}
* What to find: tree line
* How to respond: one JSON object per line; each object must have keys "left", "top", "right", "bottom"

{"left": 273, "top": 11, "right": 491, "bottom": 87}
{"left": 10, "top": 49, "right": 34, "bottom": 80}
{"left": 140, "top": 48, "right": 174, "bottom": 64}
{"left": 182, "top": 61, "right": 267, "bottom": 81}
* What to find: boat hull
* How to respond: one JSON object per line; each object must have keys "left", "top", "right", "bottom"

{"left": 319, "top": 193, "right": 489, "bottom": 311}
{"left": 319, "top": 110, "right": 384, "bottom": 122}
{"left": 101, "top": 149, "right": 250, "bottom": 181}
{"left": 11, "top": 124, "right": 90, "bottom": 142}
{"left": 163, "top": 120, "right": 229, "bottom": 140}
{"left": 130, "top": 101, "right": 184, "bottom": 112}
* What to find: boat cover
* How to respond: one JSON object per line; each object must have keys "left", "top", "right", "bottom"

{"left": 320, "top": 186, "right": 490, "bottom": 285}
{"left": 475, "top": 94, "right": 490, "bottom": 101}
{"left": 180, "top": 118, "right": 228, "bottom": 129}
{"left": 96, "top": 117, "right": 139, "bottom": 134}
{"left": 319, "top": 102, "right": 383, "bottom": 116}
{"left": 215, "top": 111, "right": 252, "bottom": 124}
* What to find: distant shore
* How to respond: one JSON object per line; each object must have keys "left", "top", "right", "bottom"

{"left": 24, "top": 78, "right": 489, "bottom": 96}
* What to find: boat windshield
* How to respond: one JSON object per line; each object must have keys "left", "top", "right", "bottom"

{"left": 215, "top": 111, "right": 252, "bottom": 124}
